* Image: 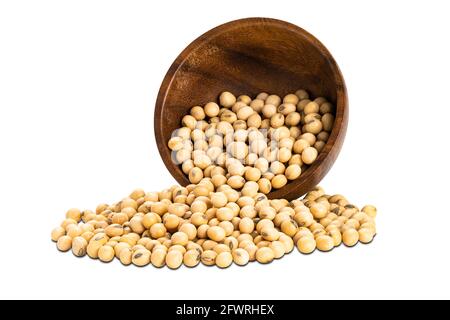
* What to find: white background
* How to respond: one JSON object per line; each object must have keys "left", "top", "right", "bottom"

{"left": 1, "top": 0, "right": 449, "bottom": 300}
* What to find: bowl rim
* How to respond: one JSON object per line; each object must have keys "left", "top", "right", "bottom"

{"left": 154, "top": 17, "right": 348, "bottom": 200}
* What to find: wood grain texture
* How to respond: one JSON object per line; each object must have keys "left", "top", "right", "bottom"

{"left": 154, "top": 17, "right": 348, "bottom": 200}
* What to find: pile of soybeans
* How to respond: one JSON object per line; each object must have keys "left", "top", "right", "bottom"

{"left": 51, "top": 90, "right": 377, "bottom": 268}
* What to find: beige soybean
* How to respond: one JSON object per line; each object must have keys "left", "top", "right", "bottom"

{"left": 295, "top": 89, "right": 309, "bottom": 100}
{"left": 150, "top": 223, "right": 167, "bottom": 239}
{"left": 51, "top": 227, "right": 66, "bottom": 242}
{"left": 301, "top": 147, "right": 318, "bottom": 165}
{"left": 285, "top": 112, "right": 301, "bottom": 126}
{"left": 293, "top": 139, "right": 309, "bottom": 154}
{"left": 151, "top": 249, "right": 167, "bottom": 268}
{"left": 256, "top": 247, "right": 275, "bottom": 264}
{"left": 98, "top": 245, "right": 115, "bottom": 262}
{"left": 205, "top": 102, "right": 220, "bottom": 117}
{"left": 165, "top": 250, "right": 183, "bottom": 269}
{"left": 315, "top": 235, "right": 334, "bottom": 252}
{"left": 66, "top": 225, "right": 82, "bottom": 238}
{"left": 310, "top": 203, "right": 328, "bottom": 219}
{"left": 283, "top": 94, "right": 299, "bottom": 105}
{"left": 231, "top": 248, "right": 250, "bottom": 266}
{"left": 207, "top": 226, "right": 226, "bottom": 242}
{"left": 280, "top": 219, "right": 298, "bottom": 237}
{"left": 57, "top": 236, "right": 72, "bottom": 252}
{"left": 321, "top": 113, "right": 335, "bottom": 131}
{"left": 72, "top": 237, "right": 88, "bottom": 257}
{"left": 270, "top": 113, "right": 285, "bottom": 128}
{"left": 190, "top": 106, "right": 205, "bottom": 120}
{"left": 271, "top": 175, "right": 287, "bottom": 189}
{"left": 183, "top": 249, "right": 201, "bottom": 267}
{"left": 239, "top": 217, "right": 255, "bottom": 234}
{"left": 358, "top": 228, "right": 375, "bottom": 244}
{"left": 171, "top": 232, "right": 189, "bottom": 246}
{"left": 201, "top": 250, "right": 217, "bottom": 266}
{"left": 304, "top": 101, "right": 319, "bottom": 114}
{"left": 262, "top": 104, "right": 277, "bottom": 118}
{"left": 297, "top": 235, "right": 316, "bottom": 254}
{"left": 245, "top": 167, "right": 261, "bottom": 182}
{"left": 215, "top": 252, "right": 233, "bottom": 268}
{"left": 132, "top": 249, "right": 151, "bottom": 267}
{"left": 119, "top": 248, "right": 133, "bottom": 265}
{"left": 269, "top": 241, "right": 286, "bottom": 259}
{"left": 261, "top": 227, "right": 280, "bottom": 241}
{"left": 179, "top": 223, "right": 197, "bottom": 240}
{"left": 66, "top": 208, "right": 82, "bottom": 222}
{"left": 285, "top": 164, "right": 301, "bottom": 180}
{"left": 220, "top": 92, "right": 236, "bottom": 108}
{"left": 278, "top": 103, "right": 296, "bottom": 115}
{"left": 362, "top": 205, "right": 377, "bottom": 218}
{"left": 266, "top": 95, "right": 281, "bottom": 107}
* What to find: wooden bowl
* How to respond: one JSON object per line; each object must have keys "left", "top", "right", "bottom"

{"left": 154, "top": 17, "right": 348, "bottom": 200}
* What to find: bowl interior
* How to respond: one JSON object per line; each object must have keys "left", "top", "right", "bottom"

{"left": 155, "top": 18, "right": 347, "bottom": 200}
